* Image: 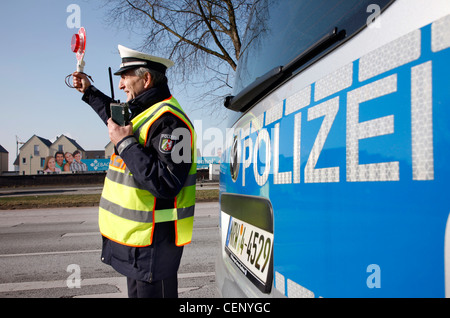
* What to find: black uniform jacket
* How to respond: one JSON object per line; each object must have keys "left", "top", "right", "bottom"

{"left": 82, "top": 83, "right": 191, "bottom": 282}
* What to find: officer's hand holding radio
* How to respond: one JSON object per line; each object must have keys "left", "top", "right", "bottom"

{"left": 107, "top": 118, "right": 133, "bottom": 147}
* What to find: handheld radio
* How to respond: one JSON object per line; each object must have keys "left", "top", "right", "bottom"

{"left": 108, "top": 67, "right": 129, "bottom": 126}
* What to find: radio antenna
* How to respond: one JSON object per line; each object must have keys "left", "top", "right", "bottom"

{"left": 108, "top": 67, "right": 115, "bottom": 101}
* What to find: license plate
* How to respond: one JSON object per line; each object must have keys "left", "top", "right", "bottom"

{"left": 225, "top": 216, "right": 273, "bottom": 292}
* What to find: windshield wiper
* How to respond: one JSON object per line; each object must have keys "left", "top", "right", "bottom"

{"left": 224, "top": 27, "right": 345, "bottom": 112}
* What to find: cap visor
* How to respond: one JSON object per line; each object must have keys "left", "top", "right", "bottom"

{"left": 113, "top": 66, "right": 137, "bottom": 75}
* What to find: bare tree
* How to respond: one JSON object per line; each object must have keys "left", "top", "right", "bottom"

{"left": 103, "top": 0, "right": 254, "bottom": 114}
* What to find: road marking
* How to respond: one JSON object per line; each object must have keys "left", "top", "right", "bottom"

{"left": 0, "top": 272, "right": 215, "bottom": 298}
{"left": 0, "top": 249, "right": 101, "bottom": 258}
{"left": 179, "top": 272, "right": 215, "bottom": 279}
{"left": 61, "top": 232, "right": 99, "bottom": 237}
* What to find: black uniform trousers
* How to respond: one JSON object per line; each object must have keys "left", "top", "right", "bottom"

{"left": 125, "top": 221, "right": 183, "bottom": 298}
{"left": 101, "top": 221, "right": 184, "bottom": 298}
{"left": 127, "top": 275, "right": 178, "bottom": 298}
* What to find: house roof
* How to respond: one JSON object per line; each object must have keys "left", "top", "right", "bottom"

{"left": 0, "top": 144, "right": 8, "bottom": 153}
{"left": 65, "top": 136, "right": 85, "bottom": 151}
{"left": 54, "top": 134, "right": 85, "bottom": 151}
{"left": 36, "top": 136, "right": 52, "bottom": 147}
{"left": 19, "top": 134, "right": 52, "bottom": 150}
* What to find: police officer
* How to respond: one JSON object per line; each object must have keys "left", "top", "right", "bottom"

{"left": 72, "top": 45, "right": 196, "bottom": 298}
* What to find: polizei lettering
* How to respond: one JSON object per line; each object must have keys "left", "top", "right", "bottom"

{"left": 229, "top": 57, "right": 434, "bottom": 186}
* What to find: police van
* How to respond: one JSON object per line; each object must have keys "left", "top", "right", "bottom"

{"left": 215, "top": 0, "right": 450, "bottom": 297}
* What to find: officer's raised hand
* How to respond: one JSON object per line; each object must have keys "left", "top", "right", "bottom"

{"left": 72, "top": 71, "right": 91, "bottom": 93}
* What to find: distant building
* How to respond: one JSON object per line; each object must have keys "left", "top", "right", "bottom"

{"left": 12, "top": 135, "right": 215, "bottom": 177}
{"left": 85, "top": 150, "right": 105, "bottom": 159}
{"left": 104, "top": 141, "right": 115, "bottom": 159}
{"left": 14, "top": 134, "right": 109, "bottom": 175}
{"left": 16, "top": 135, "right": 53, "bottom": 175}
{"left": 0, "top": 145, "right": 8, "bottom": 174}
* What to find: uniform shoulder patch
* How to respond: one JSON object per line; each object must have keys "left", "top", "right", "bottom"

{"left": 159, "top": 134, "right": 179, "bottom": 153}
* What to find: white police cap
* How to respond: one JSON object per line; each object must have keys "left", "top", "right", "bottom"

{"left": 114, "top": 45, "right": 174, "bottom": 75}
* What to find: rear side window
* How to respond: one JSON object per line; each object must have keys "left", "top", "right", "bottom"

{"left": 234, "top": 0, "right": 394, "bottom": 95}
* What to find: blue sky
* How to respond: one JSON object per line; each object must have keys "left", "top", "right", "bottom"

{"left": 0, "top": 0, "right": 227, "bottom": 170}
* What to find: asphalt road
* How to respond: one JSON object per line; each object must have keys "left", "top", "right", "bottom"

{"left": 0, "top": 202, "right": 220, "bottom": 298}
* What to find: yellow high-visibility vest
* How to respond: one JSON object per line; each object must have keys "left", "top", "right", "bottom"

{"left": 99, "top": 96, "right": 197, "bottom": 247}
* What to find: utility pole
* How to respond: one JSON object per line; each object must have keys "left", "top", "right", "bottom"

{"left": 16, "top": 135, "right": 25, "bottom": 158}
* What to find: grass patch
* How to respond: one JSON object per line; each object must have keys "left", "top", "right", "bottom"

{"left": 0, "top": 189, "right": 219, "bottom": 210}
{"left": 195, "top": 189, "right": 219, "bottom": 202}
{"left": 0, "top": 194, "right": 102, "bottom": 210}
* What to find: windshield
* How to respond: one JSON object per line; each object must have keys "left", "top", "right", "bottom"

{"left": 234, "top": 0, "right": 394, "bottom": 95}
